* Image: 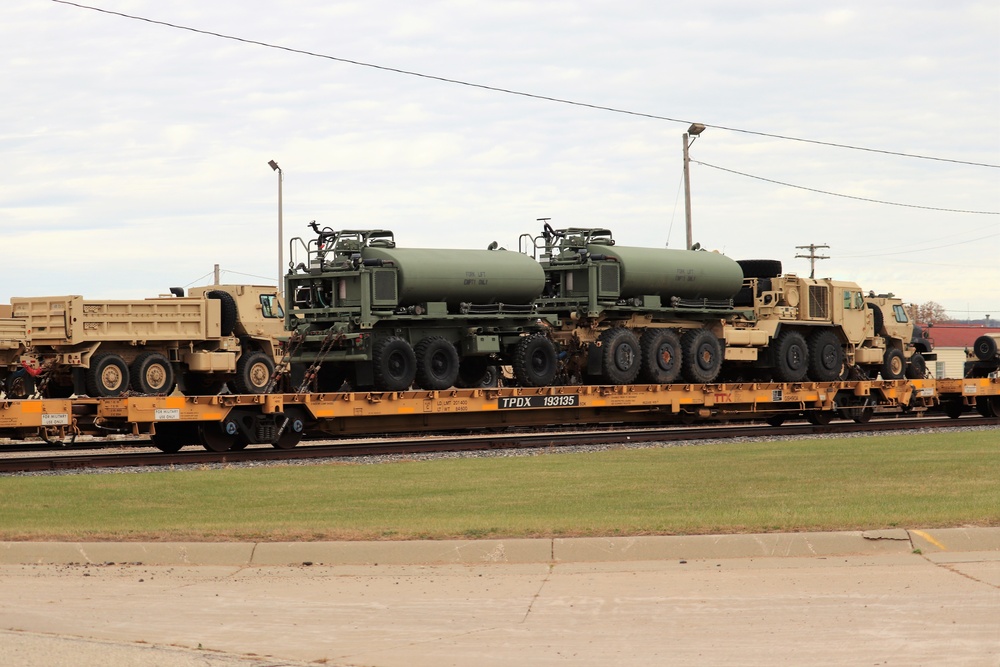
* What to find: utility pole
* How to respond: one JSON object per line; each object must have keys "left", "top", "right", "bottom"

{"left": 795, "top": 244, "right": 830, "bottom": 279}
{"left": 682, "top": 123, "right": 706, "bottom": 250}
{"left": 268, "top": 160, "right": 284, "bottom": 299}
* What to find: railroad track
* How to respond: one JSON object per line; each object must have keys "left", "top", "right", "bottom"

{"left": 2, "top": 415, "right": 995, "bottom": 474}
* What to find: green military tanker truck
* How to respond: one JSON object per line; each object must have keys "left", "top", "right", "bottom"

{"left": 283, "top": 225, "right": 557, "bottom": 392}
{"left": 520, "top": 224, "right": 746, "bottom": 385}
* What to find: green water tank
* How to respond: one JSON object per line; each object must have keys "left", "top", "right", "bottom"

{"left": 362, "top": 247, "right": 545, "bottom": 307}
{"left": 588, "top": 244, "right": 744, "bottom": 301}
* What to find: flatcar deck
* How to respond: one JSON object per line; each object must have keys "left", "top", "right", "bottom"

{"left": 1, "top": 377, "right": 997, "bottom": 450}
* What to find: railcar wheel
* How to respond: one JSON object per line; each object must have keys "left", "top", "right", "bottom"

{"left": 680, "top": 329, "right": 723, "bottom": 384}
{"left": 512, "top": 335, "right": 557, "bottom": 387}
{"left": 598, "top": 328, "right": 641, "bottom": 385}
{"left": 881, "top": 348, "right": 905, "bottom": 380}
{"left": 151, "top": 422, "right": 198, "bottom": 453}
{"left": 942, "top": 399, "right": 964, "bottom": 419}
{"left": 772, "top": 331, "right": 808, "bottom": 383}
{"left": 905, "top": 353, "right": 927, "bottom": 380}
{"left": 198, "top": 418, "right": 239, "bottom": 452}
{"left": 130, "top": 352, "right": 175, "bottom": 394}
{"left": 274, "top": 408, "right": 307, "bottom": 449}
{"left": 807, "top": 330, "right": 843, "bottom": 382}
{"left": 850, "top": 407, "right": 873, "bottom": 424}
{"left": 232, "top": 351, "right": 275, "bottom": 394}
{"left": 765, "top": 415, "right": 786, "bottom": 427}
{"left": 414, "top": 337, "right": 461, "bottom": 390}
{"left": 372, "top": 336, "right": 417, "bottom": 392}
{"left": 975, "top": 396, "right": 1000, "bottom": 419}
{"left": 639, "top": 329, "right": 682, "bottom": 384}
{"left": 85, "top": 353, "right": 130, "bottom": 397}
{"left": 805, "top": 410, "right": 833, "bottom": 426}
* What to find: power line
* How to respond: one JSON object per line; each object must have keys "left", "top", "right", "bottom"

{"left": 693, "top": 160, "right": 1000, "bottom": 215}
{"left": 838, "top": 232, "right": 1000, "bottom": 258}
{"left": 51, "top": 0, "right": 1000, "bottom": 169}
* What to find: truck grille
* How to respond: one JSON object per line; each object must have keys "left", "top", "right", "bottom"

{"left": 373, "top": 270, "right": 397, "bottom": 303}
{"left": 599, "top": 264, "right": 620, "bottom": 295}
{"left": 809, "top": 285, "right": 829, "bottom": 319}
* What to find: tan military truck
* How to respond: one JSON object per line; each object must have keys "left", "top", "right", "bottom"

{"left": 863, "top": 293, "right": 932, "bottom": 379}
{"left": 0, "top": 305, "right": 29, "bottom": 397}
{"left": 10, "top": 285, "right": 285, "bottom": 397}
{"left": 721, "top": 261, "right": 920, "bottom": 382}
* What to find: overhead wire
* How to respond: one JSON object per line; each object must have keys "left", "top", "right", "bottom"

{"left": 693, "top": 161, "right": 1000, "bottom": 215}
{"left": 51, "top": 0, "right": 1000, "bottom": 169}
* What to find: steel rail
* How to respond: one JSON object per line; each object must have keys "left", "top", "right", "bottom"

{"left": 1, "top": 416, "right": 995, "bottom": 474}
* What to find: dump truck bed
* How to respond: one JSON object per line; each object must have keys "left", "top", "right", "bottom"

{"left": 10, "top": 296, "right": 221, "bottom": 345}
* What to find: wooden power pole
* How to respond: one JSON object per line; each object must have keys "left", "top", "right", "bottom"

{"left": 795, "top": 244, "right": 830, "bottom": 279}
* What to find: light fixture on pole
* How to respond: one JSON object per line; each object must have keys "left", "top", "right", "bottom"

{"left": 682, "top": 123, "right": 706, "bottom": 251}
{"left": 268, "top": 160, "right": 283, "bottom": 299}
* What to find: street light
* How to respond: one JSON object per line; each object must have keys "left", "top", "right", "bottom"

{"left": 268, "top": 160, "right": 283, "bottom": 299}
{"left": 682, "top": 123, "right": 706, "bottom": 251}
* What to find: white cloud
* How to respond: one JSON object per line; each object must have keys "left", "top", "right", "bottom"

{"left": 0, "top": 0, "right": 996, "bottom": 319}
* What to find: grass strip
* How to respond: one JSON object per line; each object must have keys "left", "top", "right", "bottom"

{"left": 0, "top": 430, "right": 997, "bottom": 541}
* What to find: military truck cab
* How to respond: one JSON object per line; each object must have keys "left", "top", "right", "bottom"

{"left": 864, "top": 293, "right": 930, "bottom": 379}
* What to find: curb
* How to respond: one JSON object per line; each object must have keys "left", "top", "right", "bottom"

{"left": 0, "top": 528, "right": 996, "bottom": 566}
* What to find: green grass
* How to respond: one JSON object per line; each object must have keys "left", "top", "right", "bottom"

{"left": 1, "top": 431, "right": 997, "bottom": 541}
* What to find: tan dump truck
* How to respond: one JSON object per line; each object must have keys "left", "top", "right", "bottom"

{"left": 721, "top": 260, "right": 923, "bottom": 382}
{"left": 9, "top": 285, "right": 285, "bottom": 398}
{"left": 0, "top": 305, "right": 29, "bottom": 398}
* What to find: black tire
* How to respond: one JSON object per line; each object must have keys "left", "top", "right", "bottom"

{"left": 372, "top": 336, "right": 416, "bottom": 392}
{"left": 905, "top": 353, "right": 927, "bottom": 380}
{"left": 183, "top": 373, "right": 227, "bottom": 396}
{"left": 232, "top": 351, "right": 274, "bottom": 394}
{"left": 316, "top": 363, "right": 348, "bottom": 393}
{"left": 881, "top": 347, "right": 905, "bottom": 380}
{"left": 150, "top": 422, "right": 198, "bottom": 453}
{"left": 85, "top": 353, "right": 130, "bottom": 397}
{"left": 807, "top": 329, "right": 843, "bottom": 382}
{"left": 680, "top": 329, "right": 723, "bottom": 384}
{"left": 639, "top": 329, "right": 682, "bottom": 384}
{"left": 598, "top": 328, "right": 641, "bottom": 385}
{"left": 866, "top": 303, "right": 885, "bottom": 337}
{"left": 512, "top": 335, "right": 557, "bottom": 387}
{"left": 4, "top": 370, "right": 35, "bottom": 399}
{"left": 456, "top": 357, "right": 495, "bottom": 388}
{"left": 973, "top": 335, "right": 998, "bottom": 361}
{"left": 737, "top": 259, "right": 782, "bottom": 279}
{"left": 414, "top": 337, "right": 461, "bottom": 390}
{"left": 480, "top": 365, "right": 500, "bottom": 388}
{"left": 130, "top": 352, "right": 175, "bottom": 394}
{"left": 207, "top": 290, "right": 238, "bottom": 337}
{"left": 43, "top": 379, "right": 76, "bottom": 398}
{"left": 772, "top": 331, "right": 808, "bottom": 382}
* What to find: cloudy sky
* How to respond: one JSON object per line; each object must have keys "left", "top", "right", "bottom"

{"left": 4, "top": 1, "right": 998, "bottom": 319}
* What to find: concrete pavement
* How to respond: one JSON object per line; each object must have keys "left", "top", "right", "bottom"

{"left": 0, "top": 528, "right": 997, "bottom": 666}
